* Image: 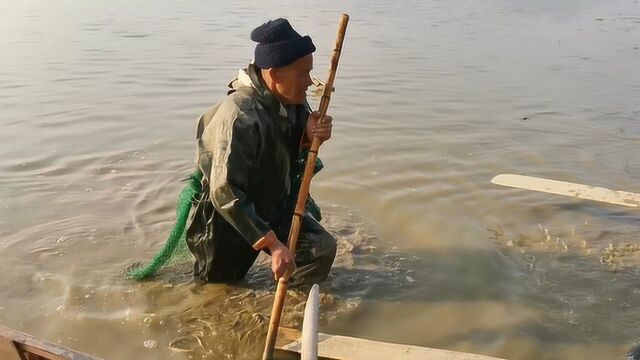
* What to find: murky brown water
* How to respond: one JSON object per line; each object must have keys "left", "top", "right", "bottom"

{"left": 2, "top": 0, "right": 640, "bottom": 359}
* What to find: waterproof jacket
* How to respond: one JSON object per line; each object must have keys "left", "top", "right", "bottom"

{"left": 189, "top": 64, "right": 312, "bottom": 248}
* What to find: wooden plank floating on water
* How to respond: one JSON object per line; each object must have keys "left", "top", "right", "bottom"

{"left": 0, "top": 324, "right": 101, "bottom": 360}
{"left": 275, "top": 327, "right": 505, "bottom": 360}
{"left": 491, "top": 174, "right": 640, "bottom": 208}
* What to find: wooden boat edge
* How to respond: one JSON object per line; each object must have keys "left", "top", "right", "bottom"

{"left": 275, "top": 326, "right": 506, "bottom": 360}
{"left": 0, "top": 323, "right": 102, "bottom": 360}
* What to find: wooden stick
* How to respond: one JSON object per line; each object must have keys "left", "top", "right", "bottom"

{"left": 491, "top": 174, "right": 640, "bottom": 208}
{"left": 262, "top": 13, "right": 349, "bottom": 360}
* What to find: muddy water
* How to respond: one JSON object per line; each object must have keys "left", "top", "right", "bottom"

{"left": 1, "top": 0, "right": 640, "bottom": 359}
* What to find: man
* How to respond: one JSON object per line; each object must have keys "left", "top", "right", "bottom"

{"left": 185, "top": 18, "right": 337, "bottom": 287}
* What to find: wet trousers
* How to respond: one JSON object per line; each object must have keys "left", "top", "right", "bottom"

{"left": 186, "top": 200, "right": 336, "bottom": 287}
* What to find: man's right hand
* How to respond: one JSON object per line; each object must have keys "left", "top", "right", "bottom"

{"left": 257, "top": 231, "right": 295, "bottom": 280}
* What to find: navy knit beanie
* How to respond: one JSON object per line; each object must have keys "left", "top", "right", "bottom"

{"left": 251, "top": 18, "right": 316, "bottom": 69}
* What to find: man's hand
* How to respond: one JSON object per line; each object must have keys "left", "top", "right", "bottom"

{"left": 257, "top": 231, "right": 295, "bottom": 280}
{"left": 306, "top": 111, "right": 333, "bottom": 144}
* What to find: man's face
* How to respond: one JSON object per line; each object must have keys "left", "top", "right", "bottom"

{"left": 274, "top": 54, "right": 313, "bottom": 105}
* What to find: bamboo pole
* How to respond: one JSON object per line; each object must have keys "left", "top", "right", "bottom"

{"left": 262, "top": 13, "right": 349, "bottom": 360}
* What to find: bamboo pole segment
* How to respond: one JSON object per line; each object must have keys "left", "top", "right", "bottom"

{"left": 262, "top": 13, "right": 349, "bottom": 360}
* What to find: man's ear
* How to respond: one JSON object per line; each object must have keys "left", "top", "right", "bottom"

{"left": 267, "top": 67, "right": 279, "bottom": 82}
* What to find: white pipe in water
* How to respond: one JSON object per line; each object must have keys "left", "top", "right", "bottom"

{"left": 301, "top": 284, "right": 319, "bottom": 360}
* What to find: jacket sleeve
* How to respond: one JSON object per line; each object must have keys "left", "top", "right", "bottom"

{"left": 207, "top": 110, "right": 271, "bottom": 247}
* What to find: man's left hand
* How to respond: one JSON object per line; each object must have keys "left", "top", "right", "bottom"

{"left": 306, "top": 111, "right": 333, "bottom": 143}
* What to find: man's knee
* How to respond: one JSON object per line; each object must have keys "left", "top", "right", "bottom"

{"left": 317, "top": 230, "right": 337, "bottom": 259}
{"left": 289, "top": 230, "right": 336, "bottom": 287}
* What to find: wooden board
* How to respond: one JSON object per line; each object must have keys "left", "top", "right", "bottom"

{"left": 492, "top": 174, "right": 640, "bottom": 208}
{"left": 276, "top": 327, "right": 505, "bottom": 360}
{"left": 0, "top": 324, "right": 101, "bottom": 360}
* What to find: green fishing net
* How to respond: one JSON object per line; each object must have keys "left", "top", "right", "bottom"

{"left": 127, "top": 171, "right": 202, "bottom": 280}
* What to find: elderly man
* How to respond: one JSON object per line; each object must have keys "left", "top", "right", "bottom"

{"left": 185, "top": 18, "right": 337, "bottom": 287}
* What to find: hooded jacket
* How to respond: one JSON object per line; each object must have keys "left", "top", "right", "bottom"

{"left": 188, "top": 64, "right": 312, "bottom": 248}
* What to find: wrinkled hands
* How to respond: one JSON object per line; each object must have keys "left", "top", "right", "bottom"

{"left": 256, "top": 230, "right": 295, "bottom": 280}
{"left": 306, "top": 111, "right": 333, "bottom": 144}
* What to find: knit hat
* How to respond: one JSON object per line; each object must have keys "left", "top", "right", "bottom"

{"left": 251, "top": 18, "right": 316, "bottom": 69}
